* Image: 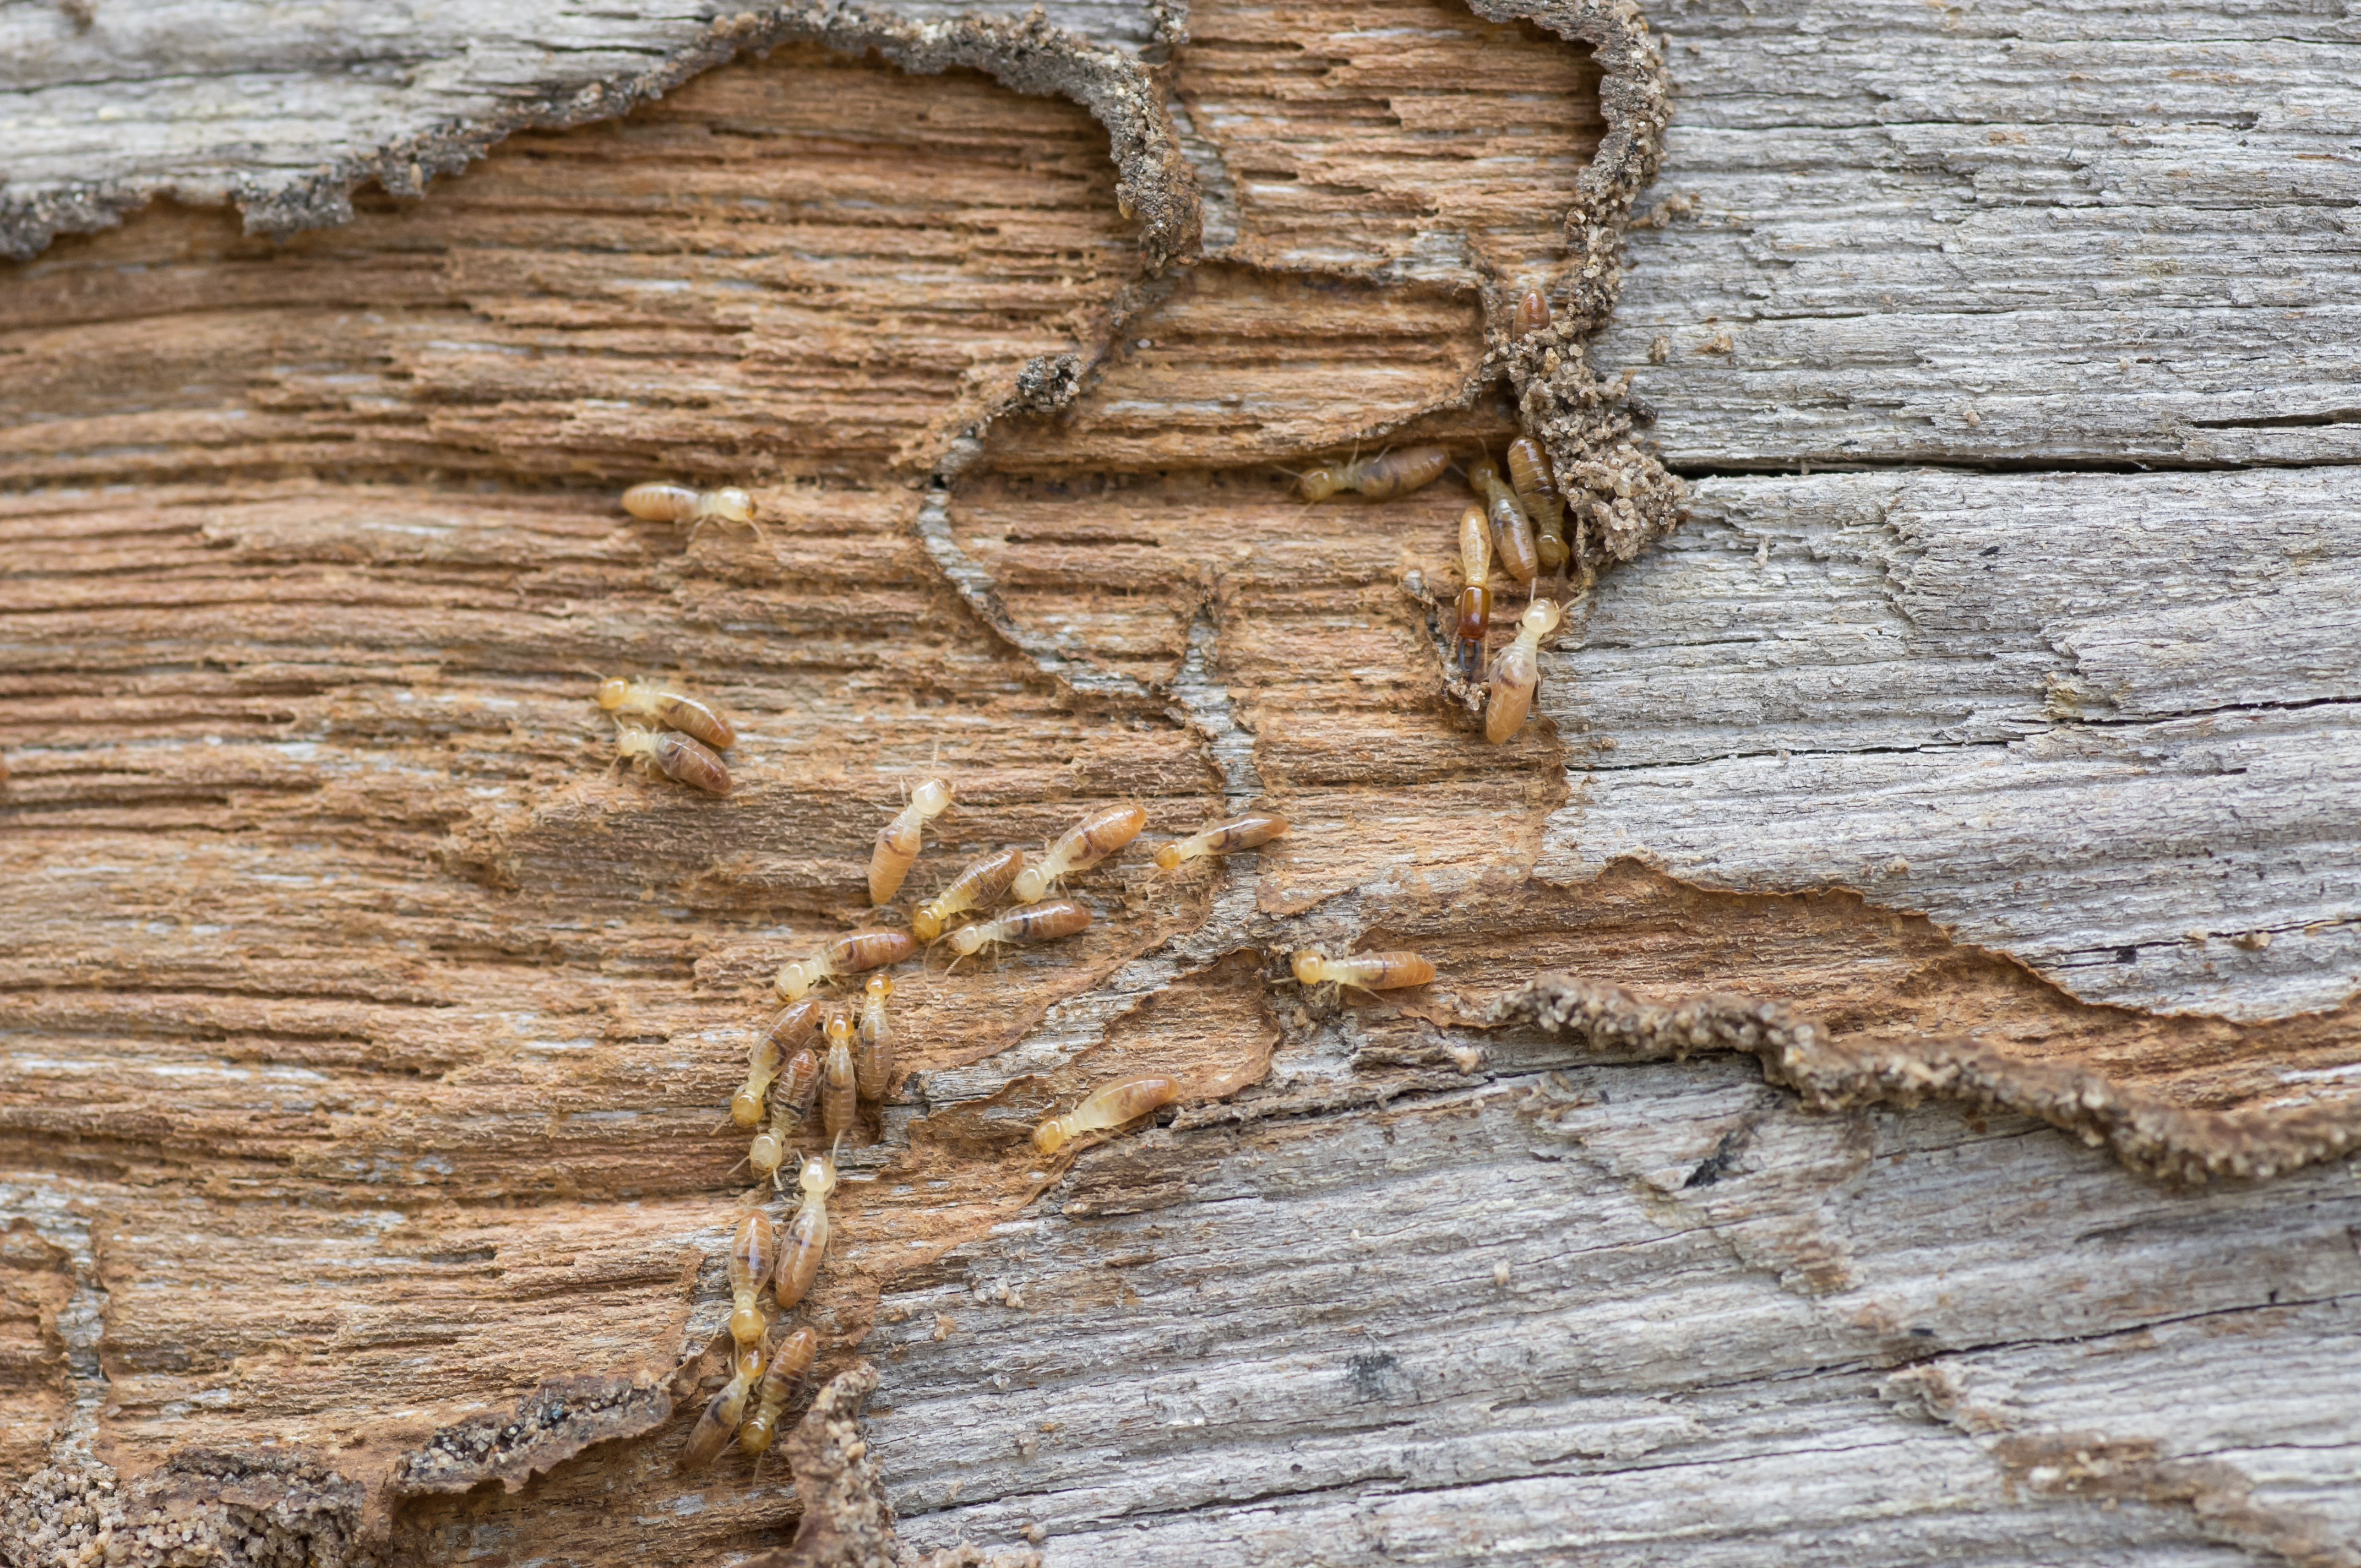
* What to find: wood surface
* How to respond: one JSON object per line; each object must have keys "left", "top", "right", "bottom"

{"left": 1, "top": 0, "right": 2356, "bottom": 1565}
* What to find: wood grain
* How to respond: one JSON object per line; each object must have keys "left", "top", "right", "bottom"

{"left": 3, "top": 0, "right": 2358, "bottom": 1565}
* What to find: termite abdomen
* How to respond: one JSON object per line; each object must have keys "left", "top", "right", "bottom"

{"left": 946, "top": 898, "right": 1093, "bottom": 957}
{"left": 1468, "top": 459, "right": 1538, "bottom": 585}
{"left": 615, "top": 725, "right": 732, "bottom": 794}
{"left": 1033, "top": 1076, "right": 1180, "bottom": 1154}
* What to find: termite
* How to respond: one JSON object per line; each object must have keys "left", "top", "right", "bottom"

{"left": 623, "top": 482, "right": 768, "bottom": 550}
{"left": 677, "top": 1337, "right": 764, "bottom": 1472}
{"left": 1010, "top": 803, "right": 1147, "bottom": 903}
{"left": 1033, "top": 1076, "right": 1180, "bottom": 1154}
{"left": 1505, "top": 437, "right": 1569, "bottom": 575}
{"left": 725, "top": 1210, "right": 776, "bottom": 1350}
{"left": 910, "top": 847, "right": 1025, "bottom": 943}
{"left": 613, "top": 723, "right": 732, "bottom": 795}
{"left": 595, "top": 677, "right": 736, "bottom": 751}
{"left": 773, "top": 1145, "right": 838, "bottom": 1310}
{"left": 733, "top": 999, "right": 823, "bottom": 1128}
{"left": 946, "top": 898, "right": 1092, "bottom": 960}
{"left": 775, "top": 929, "right": 917, "bottom": 1001}
{"left": 1297, "top": 445, "right": 1451, "bottom": 502}
{"left": 1291, "top": 949, "right": 1438, "bottom": 998}
{"left": 1513, "top": 288, "right": 1552, "bottom": 335}
{"left": 1468, "top": 457, "right": 1538, "bottom": 585}
{"left": 1484, "top": 596, "right": 1564, "bottom": 744}
{"left": 737, "top": 1324, "right": 819, "bottom": 1456}
{"left": 820, "top": 1011, "right": 858, "bottom": 1144}
{"left": 1455, "top": 504, "right": 1493, "bottom": 680}
{"left": 869, "top": 777, "right": 953, "bottom": 906}
{"left": 749, "top": 1045, "right": 821, "bottom": 1181}
{"left": 1152, "top": 813, "right": 1288, "bottom": 872}
{"left": 856, "top": 974, "right": 895, "bottom": 1102}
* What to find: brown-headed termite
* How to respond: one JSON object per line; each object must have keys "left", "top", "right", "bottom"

{"left": 946, "top": 898, "right": 1092, "bottom": 961}
{"left": 595, "top": 677, "right": 736, "bottom": 751}
{"left": 775, "top": 929, "right": 916, "bottom": 1001}
{"left": 820, "top": 1010, "right": 858, "bottom": 1144}
{"left": 1291, "top": 949, "right": 1437, "bottom": 999}
{"left": 856, "top": 974, "right": 895, "bottom": 1102}
{"left": 1468, "top": 456, "right": 1538, "bottom": 585}
{"left": 749, "top": 1044, "right": 821, "bottom": 1182}
{"left": 737, "top": 1323, "right": 819, "bottom": 1456}
{"left": 911, "top": 846, "right": 1025, "bottom": 943}
{"left": 733, "top": 998, "right": 823, "bottom": 1128}
{"left": 1033, "top": 1076, "right": 1180, "bottom": 1154}
{"left": 1505, "top": 437, "right": 1569, "bottom": 575}
{"left": 773, "top": 1144, "right": 838, "bottom": 1310}
{"left": 623, "top": 482, "right": 768, "bottom": 551}
{"left": 725, "top": 1210, "right": 775, "bottom": 1351}
{"left": 1455, "top": 504, "right": 1494, "bottom": 680}
{"left": 1011, "top": 803, "right": 1147, "bottom": 902}
{"left": 677, "top": 1337, "right": 764, "bottom": 1471}
{"left": 1485, "top": 597, "right": 1564, "bottom": 744}
{"left": 869, "top": 777, "right": 952, "bottom": 906}
{"left": 1297, "top": 445, "right": 1451, "bottom": 502}
{"left": 613, "top": 723, "right": 732, "bottom": 795}
{"left": 1153, "top": 813, "right": 1288, "bottom": 872}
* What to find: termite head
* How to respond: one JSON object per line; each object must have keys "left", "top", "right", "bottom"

{"left": 911, "top": 777, "right": 953, "bottom": 815}
{"left": 730, "top": 1085, "right": 765, "bottom": 1126}
{"left": 1151, "top": 843, "right": 1185, "bottom": 872}
{"left": 1009, "top": 866, "right": 1050, "bottom": 903}
{"left": 946, "top": 923, "right": 992, "bottom": 959}
{"left": 1290, "top": 949, "right": 1328, "bottom": 986}
{"left": 712, "top": 487, "right": 755, "bottom": 524}
{"left": 865, "top": 973, "right": 893, "bottom": 1004}
{"left": 1032, "top": 1115, "right": 1071, "bottom": 1155}
{"left": 727, "top": 1299, "right": 767, "bottom": 1346}
{"left": 775, "top": 961, "right": 820, "bottom": 1001}
{"left": 911, "top": 903, "right": 947, "bottom": 943}
{"left": 1519, "top": 598, "right": 1564, "bottom": 640}
{"left": 595, "top": 677, "right": 629, "bottom": 712}
{"left": 1297, "top": 466, "right": 1343, "bottom": 502}
{"left": 749, "top": 1129, "right": 785, "bottom": 1178}
{"left": 825, "top": 1010, "right": 855, "bottom": 1050}
{"left": 799, "top": 1144, "right": 839, "bottom": 1200}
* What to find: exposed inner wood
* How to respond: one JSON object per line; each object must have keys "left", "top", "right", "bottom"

{"left": 3, "top": 2, "right": 2357, "bottom": 1565}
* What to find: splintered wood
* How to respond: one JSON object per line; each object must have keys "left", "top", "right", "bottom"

{"left": 3, "top": 0, "right": 2359, "bottom": 1564}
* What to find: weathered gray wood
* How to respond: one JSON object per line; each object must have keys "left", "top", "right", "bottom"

{"left": 0, "top": 0, "right": 1171, "bottom": 258}
{"left": 1537, "top": 466, "right": 2361, "bottom": 1020}
{"left": 1595, "top": 0, "right": 2361, "bottom": 467}
{"left": 865, "top": 1016, "right": 2361, "bottom": 1565}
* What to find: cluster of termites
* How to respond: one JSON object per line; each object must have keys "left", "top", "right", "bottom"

{"left": 595, "top": 487, "right": 1440, "bottom": 1471}
{"left": 1297, "top": 290, "right": 1595, "bottom": 745}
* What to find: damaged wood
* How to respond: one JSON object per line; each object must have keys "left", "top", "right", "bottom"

{"left": 2, "top": 0, "right": 2358, "bottom": 1563}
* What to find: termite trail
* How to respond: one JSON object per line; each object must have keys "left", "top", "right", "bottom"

{"left": 595, "top": 677, "right": 737, "bottom": 750}
{"left": 613, "top": 723, "right": 732, "bottom": 794}
{"left": 1297, "top": 445, "right": 1453, "bottom": 503}
{"left": 1467, "top": 456, "right": 1538, "bottom": 585}
{"left": 1484, "top": 597, "right": 1564, "bottom": 745}
{"left": 1152, "top": 814, "right": 1288, "bottom": 872}
{"left": 1010, "top": 803, "right": 1147, "bottom": 903}
{"left": 946, "top": 898, "right": 1093, "bottom": 961}
{"left": 1505, "top": 437, "right": 1569, "bottom": 577}
{"left": 1454, "top": 504, "right": 1494, "bottom": 681}
{"left": 775, "top": 929, "right": 916, "bottom": 1001}
{"left": 869, "top": 777, "right": 952, "bottom": 906}
{"left": 1033, "top": 1076, "right": 1180, "bottom": 1154}
{"left": 855, "top": 974, "right": 894, "bottom": 1103}
{"left": 911, "top": 846, "right": 1025, "bottom": 943}
{"left": 677, "top": 1338, "right": 764, "bottom": 1471}
{"left": 773, "top": 1145, "right": 838, "bottom": 1310}
{"left": 1291, "top": 949, "right": 1438, "bottom": 1001}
